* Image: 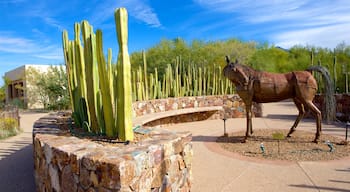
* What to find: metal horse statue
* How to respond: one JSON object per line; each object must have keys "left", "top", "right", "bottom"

{"left": 223, "top": 56, "right": 334, "bottom": 143}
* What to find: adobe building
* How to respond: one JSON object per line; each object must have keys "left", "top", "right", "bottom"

{"left": 4, "top": 65, "right": 53, "bottom": 109}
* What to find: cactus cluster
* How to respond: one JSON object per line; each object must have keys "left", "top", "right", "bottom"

{"left": 131, "top": 54, "right": 235, "bottom": 101}
{"left": 62, "top": 8, "right": 133, "bottom": 141}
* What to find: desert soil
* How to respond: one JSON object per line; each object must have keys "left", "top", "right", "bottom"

{"left": 217, "top": 129, "right": 350, "bottom": 161}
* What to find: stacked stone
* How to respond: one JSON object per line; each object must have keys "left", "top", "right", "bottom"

{"left": 33, "top": 114, "right": 192, "bottom": 192}
{"left": 33, "top": 95, "right": 264, "bottom": 192}
{"left": 143, "top": 111, "right": 221, "bottom": 128}
{"left": 313, "top": 94, "right": 350, "bottom": 121}
{"left": 132, "top": 95, "right": 262, "bottom": 118}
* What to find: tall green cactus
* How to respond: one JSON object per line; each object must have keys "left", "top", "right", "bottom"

{"left": 81, "top": 21, "right": 100, "bottom": 133}
{"left": 115, "top": 8, "right": 134, "bottom": 141}
{"left": 96, "top": 30, "right": 116, "bottom": 137}
{"left": 142, "top": 51, "right": 149, "bottom": 100}
{"left": 63, "top": 8, "right": 135, "bottom": 141}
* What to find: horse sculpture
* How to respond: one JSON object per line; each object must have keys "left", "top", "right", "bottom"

{"left": 223, "top": 56, "right": 334, "bottom": 143}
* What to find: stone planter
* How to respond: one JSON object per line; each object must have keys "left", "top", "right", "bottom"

{"left": 33, "top": 114, "right": 192, "bottom": 192}
{"left": 32, "top": 95, "right": 261, "bottom": 192}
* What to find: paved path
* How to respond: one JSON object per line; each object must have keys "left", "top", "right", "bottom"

{"left": 1, "top": 102, "right": 350, "bottom": 192}
{"left": 167, "top": 102, "right": 350, "bottom": 192}
{"left": 0, "top": 112, "right": 47, "bottom": 192}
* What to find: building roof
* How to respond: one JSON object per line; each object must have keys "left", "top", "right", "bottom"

{"left": 4, "top": 64, "right": 64, "bottom": 81}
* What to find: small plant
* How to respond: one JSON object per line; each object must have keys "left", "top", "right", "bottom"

{"left": 0, "top": 117, "right": 21, "bottom": 139}
{"left": 260, "top": 142, "right": 265, "bottom": 154}
{"left": 272, "top": 132, "right": 285, "bottom": 154}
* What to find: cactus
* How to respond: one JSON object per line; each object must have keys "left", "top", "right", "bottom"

{"left": 149, "top": 73, "right": 154, "bottom": 99}
{"left": 198, "top": 67, "right": 202, "bottom": 96}
{"left": 115, "top": 8, "right": 134, "bottom": 141}
{"left": 62, "top": 24, "right": 90, "bottom": 132}
{"left": 127, "top": 51, "right": 236, "bottom": 101}
{"left": 96, "top": 30, "right": 116, "bottom": 137}
{"left": 81, "top": 21, "right": 100, "bottom": 133}
{"left": 63, "top": 8, "right": 135, "bottom": 141}
{"left": 142, "top": 51, "right": 149, "bottom": 100}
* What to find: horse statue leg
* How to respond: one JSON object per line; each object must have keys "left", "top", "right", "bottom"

{"left": 287, "top": 98, "right": 305, "bottom": 137}
{"left": 287, "top": 98, "right": 321, "bottom": 143}
{"left": 243, "top": 101, "right": 253, "bottom": 142}
{"left": 304, "top": 100, "right": 322, "bottom": 143}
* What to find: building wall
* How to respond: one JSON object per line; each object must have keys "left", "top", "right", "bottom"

{"left": 4, "top": 65, "right": 55, "bottom": 109}
{"left": 5, "top": 66, "right": 26, "bottom": 107}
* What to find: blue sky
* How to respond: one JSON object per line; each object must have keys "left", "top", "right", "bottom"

{"left": 1, "top": 0, "right": 350, "bottom": 86}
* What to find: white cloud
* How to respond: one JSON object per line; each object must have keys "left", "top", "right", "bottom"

{"left": 33, "top": 47, "right": 63, "bottom": 60}
{"left": 130, "top": 2, "right": 161, "bottom": 28}
{"left": 0, "top": 34, "right": 62, "bottom": 61}
{"left": 90, "top": 0, "right": 161, "bottom": 28}
{"left": 0, "top": 36, "right": 39, "bottom": 53}
{"left": 273, "top": 23, "right": 350, "bottom": 49}
{"left": 42, "top": 17, "right": 64, "bottom": 31}
{"left": 193, "top": 0, "right": 350, "bottom": 48}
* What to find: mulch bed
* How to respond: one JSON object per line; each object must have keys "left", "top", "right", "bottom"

{"left": 217, "top": 129, "right": 350, "bottom": 161}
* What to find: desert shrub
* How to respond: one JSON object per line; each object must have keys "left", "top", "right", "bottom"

{"left": 0, "top": 117, "right": 21, "bottom": 139}
{"left": 9, "top": 98, "right": 25, "bottom": 109}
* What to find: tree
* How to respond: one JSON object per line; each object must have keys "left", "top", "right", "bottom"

{"left": 0, "top": 84, "right": 5, "bottom": 108}
{"left": 130, "top": 37, "right": 257, "bottom": 77}
{"left": 26, "top": 65, "right": 70, "bottom": 110}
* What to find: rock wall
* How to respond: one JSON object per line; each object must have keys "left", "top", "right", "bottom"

{"left": 33, "top": 95, "right": 262, "bottom": 192}
{"left": 313, "top": 94, "right": 350, "bottom": 121}
{"left": 33, "top": 114, "right": 192, "bottom": 192}
{"left": 132, "top": 95, "right": 262, "bottom": 118}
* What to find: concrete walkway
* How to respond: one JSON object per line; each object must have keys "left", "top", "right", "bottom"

{"left": 0, "top": 112, "right": 47, "bottom": 192}
{"left": 0, "top": 102, "right": 349, "bottom": 192}
{"left": 167, "top": 102, "right": 350, "bottom": 192}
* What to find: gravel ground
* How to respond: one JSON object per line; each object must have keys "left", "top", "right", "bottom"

{"left": 217, "top": 129, "right": 350, "bottom": 161}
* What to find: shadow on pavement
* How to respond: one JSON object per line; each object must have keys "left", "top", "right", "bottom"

{"left": 335, "top": 168, "right": 350, "bottom": 172}
{"left": 192, "top": 135, "right": 218, "bottom": 142}
{"left": 289, "top": 184, "right": 350, "bottom": 192}
{"left": 0, "top": 145, "right": 36, "bottom": 192}
{"left": 329, "top": 179, "right": 350, "bottom": 184}
{"left": 192, "top": 135, "right": 248, "bottom": 143}
{"left": 265, "top": 114, "right": 297, "bottom": 120}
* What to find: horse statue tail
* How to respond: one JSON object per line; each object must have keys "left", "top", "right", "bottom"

{"left": 307, "top": 66, "right": 336, "bottom": 123}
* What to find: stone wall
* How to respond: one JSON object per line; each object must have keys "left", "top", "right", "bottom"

{"left": 143, "top": 111, "right": 221, "bottom": 128}
{"left": 313, "top": 94, "right": 350, "bottom": 121}
{"left": 132, "top": 95, "right": 262, "bottom": 119}
{"left": 33, "top": 114, "right": 192, "bottom": 192}
{"left": 33, "top": 95, "right": 261, "bottom": 192}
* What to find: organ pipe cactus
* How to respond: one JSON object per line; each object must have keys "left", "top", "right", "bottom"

{"left": 96, "top": 30, "right": 116, "bottom": 137}
{"left": 115, "top": 8, "right": 134, "bottom": 141}
{"left": 142, "top": 51, "right": 149, "bottom": 100}
{"left": 62, "top": 8, "right": 134, "bottom": 141}
{"left": 129, "top": 49, "right": 236, "bottom": 100}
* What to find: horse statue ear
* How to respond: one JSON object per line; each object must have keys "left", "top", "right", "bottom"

{"left": 225, "top": 56, "right": 230, "bottom": 64}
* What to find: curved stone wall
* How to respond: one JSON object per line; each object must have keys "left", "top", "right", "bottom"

{"left": 132, "top": 95, "right": 262, "bottom": 119}
{"left": 33, "top": 95, "right": 260, "bottom": 192}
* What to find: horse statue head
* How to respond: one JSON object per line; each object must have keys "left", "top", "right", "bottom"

{"left": 223, "top": 56, "right": 249, "bottom": 86}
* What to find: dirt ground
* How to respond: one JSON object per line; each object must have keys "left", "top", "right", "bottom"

{"left": 217, "top": 129, "right": 350, "bottom": 161}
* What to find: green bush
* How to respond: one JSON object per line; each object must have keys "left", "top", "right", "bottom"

{"left": 10, "top": 98, "right": 25, "bottom": 109}
{"left": 0, "top": 117, "right": 21, "bottom": 139}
